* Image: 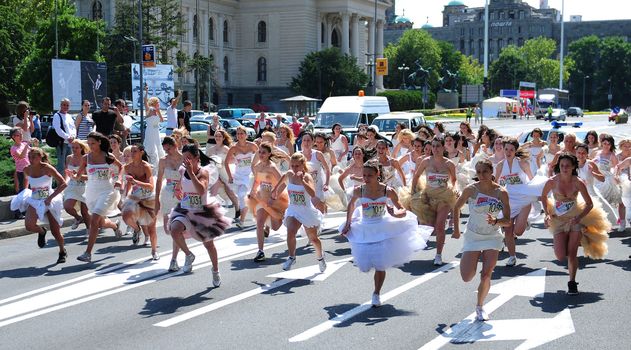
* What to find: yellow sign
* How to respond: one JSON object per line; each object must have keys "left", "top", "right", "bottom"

{"left": 376, "top": 58, "right": 388, "bottom": 76}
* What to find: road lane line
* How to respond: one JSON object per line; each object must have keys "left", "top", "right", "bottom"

{"left": 288, "top": 261, "right": 460, "bottom": 343}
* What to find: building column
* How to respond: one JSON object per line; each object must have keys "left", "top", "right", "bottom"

{"left": 341, "top": 13, "right": 350, "bottom": 55}
{"left": 317, "top": 13, "right": 322, "bottom": 51}
{"left": 325, "top": 17, "right": 332, "bottom": 48}
{"left": 367, "top": 18, "right": 375, "bottom": 59}
{"left": 217, "top": 14, "right": 225, "bottom": 85}
{"left": 351, "top": 14, "right": 360, "bottom": 61}
{"left": 376, "top": 19, "right": 384, "bottom": 89}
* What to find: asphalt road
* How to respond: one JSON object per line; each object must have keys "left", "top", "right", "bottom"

{"left": 1, "top": 115, "right": 631, "bottom": 350}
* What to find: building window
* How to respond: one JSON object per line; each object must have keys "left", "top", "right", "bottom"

{"left": 331, "top": 28, "right": 340, "bottom": 48}
{"left": 209, "top": 17, "right": 214, "bottom": 41}
{"left": 227, "top": 93, "right": 233, "bottom": 106}
{"left": 257, "top": 21, "right": 267, "bottom": 43}
{"left": 224, "top": 56, "right": 229, "bottom": 82}
{"left": 479, "top": 27, "right": 483, "bottom": 36}
{"left": 92, "top": 1, "right": 103, "bottom": 20}
{"left": 498, "top": 38, "right": 504, "bottom": 49}
{"left": 321, "top": 23, "right": 325, "bottom": 44}
{"left": 193, "top": 14, "right": 198, "bottom": 39}
{"left": 519, "top": 10, "right": 525, "bottom": 19}
{"left": 518, "top": 26, "right": 522, "bottom": 34}
{"left": 223, "top": 20, "right": 229, "bottom": 43}
{"left": 460, "top": 28, "right": 465, "bottom": 36}
{"left": 257, "top": 57, "right": 267, "bottom": 82}
{"left": 508, "top": 38, "right": 514, "bottom": 46}
{"left": 509, "top": 11, "right": 515, "bottom": 19}
{"left": 518, "top": 38, "right": 524, "bottom": 46}
{"left": 460, "top": 39, "right": 465, "bottom": 51}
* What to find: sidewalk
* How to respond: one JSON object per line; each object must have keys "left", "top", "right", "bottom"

{"left": 0, "top": 214, "right": 77, "bottom": 240}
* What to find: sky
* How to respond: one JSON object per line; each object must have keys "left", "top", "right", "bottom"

{"left": 396, "top": 0, "right": 631, "bottom": 28}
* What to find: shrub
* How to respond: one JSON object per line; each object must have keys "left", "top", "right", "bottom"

{"left": 377, "top": 90, "right": 436, "bottom": 111}
{"left": 0, "top": 138, "right": 57, "bottom": 197}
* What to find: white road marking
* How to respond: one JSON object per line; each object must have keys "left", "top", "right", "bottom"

{"left": 153, "top": 257, "right": 353, "bottom": 327}
{"left": 288, "top": 261, "right": 460, "bottom": 343}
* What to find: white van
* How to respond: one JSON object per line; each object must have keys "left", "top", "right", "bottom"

{"left": 314, "top": 95, "right": 390, "bottom": 140}
{"left": 371, "top": 112, "right": 426, "bottom": 140}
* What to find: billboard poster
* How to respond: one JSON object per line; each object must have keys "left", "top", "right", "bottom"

{"left": 80, "top": 61, "right": 108, "bottom": 109}
{"left": 131, "top": 63, "right": 175, "bottom": 110}
{"left": 51, "top": 59, "right": 82, "bottom": 110}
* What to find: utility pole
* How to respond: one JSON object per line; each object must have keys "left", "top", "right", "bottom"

{"left": 559, "top": 0, "right": 565, "bottom": 90}
{"left": 482, "top": 0, "right": 489, "bottom": 125}
{"left": 55, "top": 0, "right": 59, "bottom": 58}
{"left": 139, "top": 0, "right": 144, "bottom": 142}
{"left": 372, "top": 0, "right": 377, "bottom": 96}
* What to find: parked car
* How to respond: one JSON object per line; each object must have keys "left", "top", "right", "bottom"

{"left": 0, "top": 121, "right": 12, "bottom": 137}
{"left": 40, "top": 114, "right": 54, "bottom": 137}
{"left": 567, "top": 107, "right": 584, "bottom": 117}
{"left": 370, "top": 112, "right": 426, "bottom": 140}
{"left": 217, "top": 108, "right": 255, "bottom": 119}
{"left": 544, "top": 108, "right": 567, "bottom": 122}
{"left": 129, "top": 120, "right": 209, "bottom": 146}
{"left": 517, "top": 122, "right": 587, "bottom": 145}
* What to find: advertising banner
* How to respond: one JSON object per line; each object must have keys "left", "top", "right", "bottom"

{"left": 52, "top": 59, "right": 107, "bottom": 110}
{"left": 131, "top": 63, "right": 175, "bottom": 110}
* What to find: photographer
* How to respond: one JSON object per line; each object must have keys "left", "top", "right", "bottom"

{"left": 13, "top": 101, "right": 34, "bottom": 143}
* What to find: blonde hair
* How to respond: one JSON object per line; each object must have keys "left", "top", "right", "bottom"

{"left": 290, "top": 152, "right": 309, "bottom": 173}
{"left": 148, "top": 97, "right": 160, "bottom": 108}
{"left": 619, "top": 139, "right": 631, "bottom": 148}
{"left": 397, "top": 129, "right": 415, "bottom": 143}
{"left": 28, "top": 147, "right": 49, "bottom": 164}
{"left": 261, "top": 131, "right": 276, "bottom": 142}
{"left": 71, "top": 139, "right": 89, "bottom": 155}
{"left": 279, "top": 124, "right": 295, "bottom": 144}
{"left": 122, "top": 145, "right": 133, "bottom": 163}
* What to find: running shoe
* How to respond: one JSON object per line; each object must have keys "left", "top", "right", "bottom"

{"left": 371, "top": 293, "right": 381, "bottom": 307}
{"left": 125, "top": 225, "right": 134, "bottom": 236}
{"left": 151, "top": 250, "right": 160, "bottom": 261}
{"left": 168, "top": 259, "right": 180, "bottom": 272}
{"left": 143, "top": 234, "right": 150, "bottom": 246}
{"left": 71, "top": 218, "right": 82, "bottom": 230}
{"left": 212, "top": 271, "right": 222, "bottom": 287}
{"left": 282, "top": 256, "right": 296, "bottom": 271}
{"left": 506, "top": 256, "right": 517, "bottom": 267}
{"left": 318, "top": 255, "right": 327, "bottom": 273}
{"left": 183, "top": 253, "right": 196, "bottom": 273}
{"left": 234, "top": 209, "right": 241, "bottom": 221}
{"left": 234, "top": 218, "right": 243, "bottom": 229}
{"left": 253, "top": 250, "right": 266, "bottom": 263}
{"left": 57, "top": 249, "right": 67, "bottom": 264}
{"left": 567, "top": 281, "right": 579, "bottom": 295}
{"left": 475, "top": 306, "right": 489, "bottom": 321}
{"left": 433, "top": 254, "right": 443, "bottom": 266}
{"left": 132, "top": 228, "right": 141, "bottom": 245}
{"left": 618, "top": 218, "right": 627, "bottom": 232}
{"left": 77, "top": 252, "right": 92, "bottom": 263}
{"left": 37, "top": 228, "right": 47, "bottom": 248}
{"left": 113, "top": 220, "right": 122, "bottom": 238}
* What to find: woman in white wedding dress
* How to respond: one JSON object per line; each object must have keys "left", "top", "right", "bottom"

{"left": 143, "top": 86, "right": 165, "bottom": 173}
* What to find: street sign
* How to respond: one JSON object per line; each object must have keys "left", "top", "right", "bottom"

{"left": 462, "top": 84, "right": 483, "bottom": 103}
{"left": 500, "top": 89, "right": 519, "bottom": 98}
{"left": 519, "top": 81, "right": 536, "bottom": 88}
{"left": 520, "top": 90, "right": 535, "bottom": 98}
{"left": 142, "top": 45, "right": 156, "bottom": 67}
{"left": 376, "top": 58, "right": 388, "bottom": 76}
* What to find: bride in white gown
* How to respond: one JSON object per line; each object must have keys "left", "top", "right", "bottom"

{"left": 143, "top": 86, "right": 165, "bottom": 173}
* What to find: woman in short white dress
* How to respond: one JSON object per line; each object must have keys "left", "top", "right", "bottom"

{"left": 63, "top": 139, "right": 90, "bottom": 231}
{"left": 341, "top": 160, "right": 429, "bottom": 307}
{"left": 168, "top": 144, "right": 231, "bottom": 286}
{"left": 143, "top": 86, "right": 165, "bottom": 173}
{"left": 330, "top": 123, "right": 349, "bottom": 168}
{"left": 300, "top": 132, "right": 330, "bottom": 214}
{"left": 272, "top": 153, "right": 326, "bottom": 272}
{"left": 225, "top": 126, "right": 259, "bottom": 227}
{"left": 11, "top": 148, "right": 67, "bottom": 263}
{"left": 76, "top": 132, "right": 123, "bottom": 263}
{"left": 155, "top": 136, "right": 184, "bottom": 271}
{"left": 206, "top": 130, "right": 240, "bottom": 217}
{"left": 594, "top": 134, "right": 622, "bottom": 228}
{"left": 453, "top": 159, "right": 511, "bottom": 321}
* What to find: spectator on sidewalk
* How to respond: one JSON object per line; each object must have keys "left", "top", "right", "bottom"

{"left": 13, "top": 101, "right": 34, "bottom": 143}
{"left": 52, "top": 98, "right": 77, "bottom": 174}
{"left": 32, "top": 112, "right": 42, "bottom": 142}
{"left": 75, "top": 100, "right": 95, "bottom": 140}
{"left": 10, "top": 128, "right": 30, "bottom": 194}
{"left": 92, "top": 97, "right": 123, "bottom": 136}
{"left": 166, "top": 90, "right": 181, "bottom": 136}
{"left": 178, "top": 100, "right": 192, "bottom": 132}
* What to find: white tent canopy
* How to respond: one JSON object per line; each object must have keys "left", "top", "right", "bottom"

{"left": 482, "top": 96, "right": 518, "bottom": 118}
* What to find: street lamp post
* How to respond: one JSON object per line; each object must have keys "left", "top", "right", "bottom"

{"left": 365, "top": 53, "right": 374, "bottom": 95}
{"left": 608, "top": 78, "right": 613, "bottom": 108}
{"left": 138, "top": 0, "right": 144, "bottom": 143}
{"left": 398, "top": 64, "right": 409, "bottom": 89}
{"left": 582, "top": 75, "right": 590, "bottom": 110}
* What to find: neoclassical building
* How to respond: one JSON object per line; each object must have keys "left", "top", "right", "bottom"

{"left": 74, "top": 0, "right": 391, "bottom": 110}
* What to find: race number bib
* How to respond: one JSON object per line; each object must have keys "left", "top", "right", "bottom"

{"left": 31, "top": 187, "right": 50, "bottom": 200}
{"left": 288, "top": 190, "right": 306, "bottom": 206}
{"left": 500, "top": 173, "right": 523, "bottom": 186}
{"left": 260, "top": 181, "right": 273, "bottom": 192}
{"left": 362, "top": 201, "right": 386, "bottom": 218}
{"left": 89, "top": 167, "right": 111, "bottom": 181}
{"left": 237, "top": 158, "right": 252, "bottom": 167}
{"left": 428, "top": 174, "right": 449, "bottom": 188}
{"left": 131, "top": 185, "right": 152, "bottom": 198}
{"left": 475, "top": 196, "right": 503, "bottom": 214}
{"left": 182, "top": 192, "right": 203, "bottom": 210}
{"left": 555, "top": 200, "right": 575, "bottom": 216}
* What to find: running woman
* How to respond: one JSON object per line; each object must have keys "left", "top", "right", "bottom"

{"left": 225, "top": 126, "right": 258, "bottom": 228}
{"left": 341, "top": 160, "right": 429, "bottom": 307}
{"left": 453, "top": 159, "right": 511, "bottom": 321}
{"left": 10, "top": 148, "right": 67, "bottom": 263}
{"left": 272, "top": 153, "right": 326, "bottom": 272}
{"left": 206, "top": 130, "right": 240, "bottom": 215}
{"left": 63, "top": 139, "right": 91, "bottom": 231}
{"left": 300, "top": 132, "right": 330, "bottom": 214}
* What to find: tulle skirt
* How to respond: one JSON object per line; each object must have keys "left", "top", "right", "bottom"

{"left": 506, "top": 175, "right": 548, "bottom": 218}
{"left": 595, "top": 173, "right": 622, "bottom": 206}
{"left": 416, "top": 186, "right": 457, "bottom": 225}
{"left": 11, "top": 189, "right": 64, "bottom": 226}
{"left": 547, "top": 199, "right": 610, "bottom": 259}
{"left": 168, "top": 197, "right": 232, "bottom": 242}
{"left": 340, "top": 209, "right": 431, "bottom": 272}
{"left": 86, "top": 184, "right": 121, "bottom": 217}
{"left": 123, "top": 194, "right": 156, "bottom": 226}
{"left": 284, "top": 203, "right": 322, "bottom": 228}
{"left": 324, "top": 171, "right": 347, "bottom": 211}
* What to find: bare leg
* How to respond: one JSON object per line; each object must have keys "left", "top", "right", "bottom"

{"left": 169, "top": 221, "right": 192, "bottom": 256}
{"left": 255, "top": 208, "right": 269, "bottom": 251}
{"left": 567, "top": 231, "right": 581, "bottom": 281}
{"left": 434, "top": 205, "right": 451, "bottom": 254}
{"left": 203, "top": 240, "right": 219, "bottom": 272}
{"left": 64, "top": 199, "right": 80, "bottom": 221}
{"left": 374, "top": 270, "right": 386, "bottom": 295}
{"left": 86, "top": 214, "right": 106, "bottom": 254}
{"left": 80, "top": 203, "right": 91, "bottom": 230}
{"left": 25, "top": 207, "right": 44, "bottom": 233}
{"left": 164, "top": 214, "right": 180, "bottom": 261}
{"left": 46, "top": 211, "right": 65, "bottom": 252}
{"left": 459, "top": 251, "right": 481, "bottom": 283}
{"left": 305, "top": 227, "right": 323, "bottom": 259}
{"left": 477, "top": 250, "right": 499, "bottom": 306}
{"left": 285, "top": 217, "right": 300, "bottom": 257}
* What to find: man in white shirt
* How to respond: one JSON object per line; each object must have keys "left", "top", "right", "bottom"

{"left": 53, "top": 98, "right": 77, "bottom": 173}
{"left": 166, "top": 90, "right": 181, "bottom": 135}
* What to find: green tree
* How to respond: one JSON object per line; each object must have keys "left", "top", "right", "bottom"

{"left": 489, "top": 46, "right": 527, "bottom": 93}
{"left": 567, "top": 35, "right": 600, "bottom": 109}
{"left": 15, "top": 3, "right": 105, "bottom": 112}
{"left": 0, "top": 4, "right": 31, "bottom": 116}
{"left": 459, "top": 56, "right": 484, "bottom": 85}
{"left": 290, "top": 48, "right": 368, "bottom": 98}
{"left": 596, "top": 37, "right": 631, "bottom": 109}
{"left": 383, "top": 30, "right": 441, "bottom": 90}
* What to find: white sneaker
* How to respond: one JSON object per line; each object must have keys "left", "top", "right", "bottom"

{"left": 212, "top": 270, "right": 221, "bottom": 287}
{"left": 183, "top": 253, "right": 196, "bottom": 273}
{"left": 71, "top": 218, "right": 82, "bottom": 230}
{"left": 318, "top": 255, "right": 327, "bottom": 273}
{"left": 475, "top": 306, "right": 489, "bottom": 321}
{"left": 619, "top": 219, "right": 627, "bottom": 232}
{"left": 433, "top": 254, "right": 443, "bottom": 266}
{"left": 168, "top": 259, "right": 180, "bottom": 272}
{"left": 151, "top": 250, "right": 160, "bottom": 261}
{"left": 506, "top": 256, "right": 517, "bottom": 266}
{"left": 371, "top": 293, "right": 381, "bottom": 307}
{"left": 282, "top": 257, "right": 296, "bottom": 271}
{"left": 113, "top": 220, "right": 122, "bottom": 238}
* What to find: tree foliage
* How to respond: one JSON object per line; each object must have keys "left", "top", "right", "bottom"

{"left": 290, "top": 48, "right": 368, "bottom": 98}
{"left": 0, "top": 4, "right": 30, "bottom": 115}
{"left": 15, "top": 2, "right": 105, "bottom": 112}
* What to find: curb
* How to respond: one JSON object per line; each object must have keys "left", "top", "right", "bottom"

{"left": 1, "top": 215, "right": 84, "bottom": 240}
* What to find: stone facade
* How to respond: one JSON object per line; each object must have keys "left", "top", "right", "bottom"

{"left": 74, "top": 0, "right": 391, "bottom": 111}
{"left": 385, "top": 0, "right": 631, "bottom": 64}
